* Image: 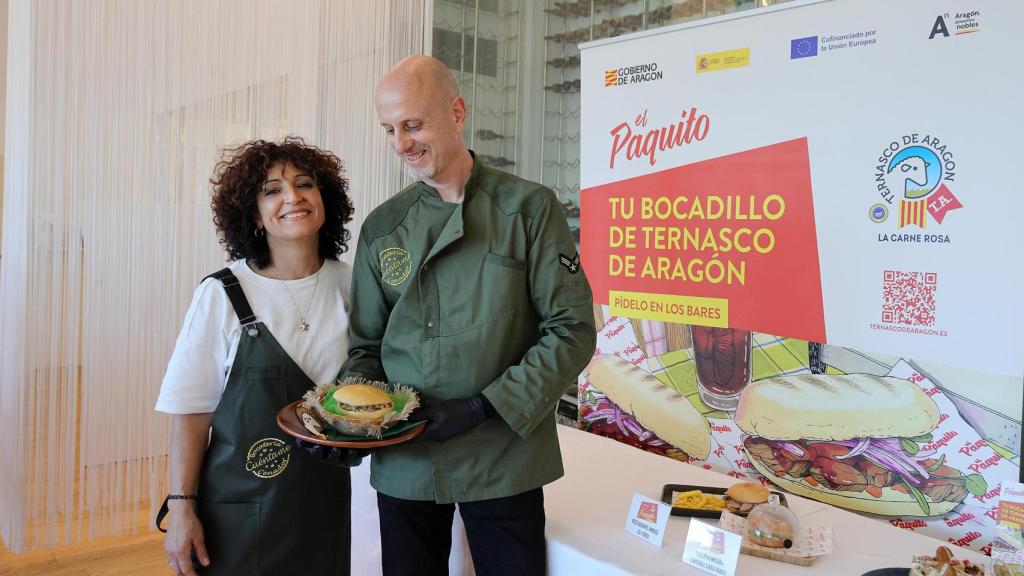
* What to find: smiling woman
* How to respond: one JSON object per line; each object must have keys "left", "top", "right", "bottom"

{"left": 211, "top": 137, "right": 353, "bottom": 270}
{"left": 154, "top": 137, "right": 362, "bottom": 576}
{"left": 258, "top": 163, "right": 326, "bottom": 243}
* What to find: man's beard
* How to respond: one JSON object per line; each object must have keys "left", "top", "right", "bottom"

{"left": 408, "top": 164, "right": 435, "bottom": 181}
{"left": 406, "top": 152, "right": 435, "bottom": 181}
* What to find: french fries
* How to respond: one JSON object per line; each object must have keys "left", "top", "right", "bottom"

{"left": 672, "top": 490, "right": 726, "bottom": 511}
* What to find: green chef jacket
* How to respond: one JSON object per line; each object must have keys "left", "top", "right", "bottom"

{"left": 342, "top": 157, "right": 597, "bottom": 503}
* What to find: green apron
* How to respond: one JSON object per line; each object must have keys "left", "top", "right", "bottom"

{"left": 195, "top": 268, "right": 350, "bottom": 575}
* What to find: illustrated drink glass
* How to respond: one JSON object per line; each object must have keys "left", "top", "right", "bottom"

{"left": 691, "top": 326, "right": 752, "bottom": 411}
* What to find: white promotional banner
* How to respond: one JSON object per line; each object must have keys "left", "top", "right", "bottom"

{"left": 579, "top": 0, "right": 1022, "bottom": 555}
{"left": 579, "top": 0, "right": 1023, "bottom": 377}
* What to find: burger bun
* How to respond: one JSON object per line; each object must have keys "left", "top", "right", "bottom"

{"left": 331, "top": 384, "right": 393, "bottom": 422}
{"left": 725, "top": 482, "right": 770, "bottom": 504}
{"left": 724, "top": 482, "right": 769, "bottom": 515}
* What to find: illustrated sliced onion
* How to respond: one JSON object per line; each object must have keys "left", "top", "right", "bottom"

{"left": 835, "top": 437, "right": 871, "bottom": 460}
{"left": 772, "top": 441, "right": 806, "bottom": 457}
{"left": 868, "top": 439, "right": 932, "bottom": 480}
{"left": 861, "top": 451, "right": 921, "bottom": 485}
{"left": 873, "top": 437, "right": 905, "bottom": 453}
{"left": 822, "top": 439, "right": 928, "bottom": 486}
{"left": 863, "top": 448, "right": 930, "bottom": 486}
{"left": 623, "top": 419, "right": 645, "bottom": 437}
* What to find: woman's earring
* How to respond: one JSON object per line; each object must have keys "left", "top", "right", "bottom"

{"left": 254, "top": 226, "right": 264, "bottom": 238}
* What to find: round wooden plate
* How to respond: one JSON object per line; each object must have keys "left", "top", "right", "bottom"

{"left": 276, "top": 400, "right": 426, "bottom": 448}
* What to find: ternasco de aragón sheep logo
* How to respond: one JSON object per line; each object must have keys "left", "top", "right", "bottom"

{"left": 869, "top": 133, "right": 964, "bottom": 243}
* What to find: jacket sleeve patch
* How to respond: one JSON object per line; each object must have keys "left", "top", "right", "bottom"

{"left": 558, "top": 252, "right": 581, "bottom": 274}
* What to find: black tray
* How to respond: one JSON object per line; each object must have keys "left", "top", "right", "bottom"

{"left": 861, "top": 569, "right": 909, "bottom": 576}
{"left": 660, "top": 484, "right": 789, "bottom": 518}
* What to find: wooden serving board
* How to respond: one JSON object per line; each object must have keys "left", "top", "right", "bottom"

{"left": 740, "top": 543, "right": 816, "bottom": 567}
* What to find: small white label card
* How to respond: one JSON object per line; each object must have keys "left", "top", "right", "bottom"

{"left": 623, "top": 492, "right": 671, "bottom": 547}
{"left": 681, "top": 518, "right": 741, "bottom": 576}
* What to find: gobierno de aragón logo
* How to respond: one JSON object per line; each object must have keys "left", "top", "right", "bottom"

{"left": 608, "top": 107, "right": 710, "bottom": 170}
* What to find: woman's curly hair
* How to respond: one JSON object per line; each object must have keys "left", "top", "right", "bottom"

{"left": 210, "top": 137, "right": 354, "bottom": 268}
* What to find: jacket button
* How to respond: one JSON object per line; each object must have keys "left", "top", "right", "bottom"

{"left": 427, "top": 321, "right": 434, "bottom": 328}
{"left": 422, "top": 264, "right": 429, "bottom": 272}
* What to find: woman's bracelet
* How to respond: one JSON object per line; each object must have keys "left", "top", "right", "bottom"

{"left": 156, "top": 494, "right": 198, "bottom": 532}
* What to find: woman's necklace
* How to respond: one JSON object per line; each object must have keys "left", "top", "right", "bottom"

{"left": 272, "top": 263, "right": 320, "bottom": 333}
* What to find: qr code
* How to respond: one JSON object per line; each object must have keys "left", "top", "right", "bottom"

{"left": 881, "top": 270, "right": 936, "bottom": 326}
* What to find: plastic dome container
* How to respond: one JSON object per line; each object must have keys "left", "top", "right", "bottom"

{"left": 746, "top": 503, "right": 800, "bottom": 549}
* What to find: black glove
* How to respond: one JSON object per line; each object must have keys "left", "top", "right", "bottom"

{"left": 411, "top": 394, "right": 496, "bottom": 444}
{"left": 293, "top": 438, "right": 371, "bottom": 467}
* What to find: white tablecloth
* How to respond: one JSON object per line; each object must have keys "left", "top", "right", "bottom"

{"left": 350, "top": 424, "right": 989, "bottom": 575}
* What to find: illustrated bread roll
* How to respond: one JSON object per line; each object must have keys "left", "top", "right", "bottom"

{"left": 734, "top": 373, "right": 965, "bottom": 517}
{"left": 586, "top": 355, "right": 711, "bottom": 459}
{"left": 734, "top": 373, "right": 939, "bottom": 441}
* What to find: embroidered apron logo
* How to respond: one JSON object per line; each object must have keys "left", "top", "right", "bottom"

{"left": 380, "top": 247, "right": 412, "bottom": 286}
{"left": 559, "top": 253, "right": 581, "bottom": 274}
{"left": 245, "top": 437, "right": 290, "bottom": 478}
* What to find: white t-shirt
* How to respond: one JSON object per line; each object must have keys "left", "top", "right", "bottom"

{"left": 155, "top": 259, "right": 351, "bottom": 414}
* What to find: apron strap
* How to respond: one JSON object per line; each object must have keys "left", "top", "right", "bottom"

{"left": 155, "top": 495, "right": 170, "bottom": 532}
{"left": 204, "top": 268, "right": 260, "bottom": 336}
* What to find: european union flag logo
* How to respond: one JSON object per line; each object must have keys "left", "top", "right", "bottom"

{"left": 791, "top": 36, "right": 818, "bottom": 59}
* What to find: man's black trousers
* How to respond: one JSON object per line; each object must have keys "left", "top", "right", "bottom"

{"left": 377, "top": 487, "right": 546, "bottom": 576}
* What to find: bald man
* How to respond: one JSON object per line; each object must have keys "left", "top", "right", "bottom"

{"left": 340, "top": 55, "right": 596, "bottom": 575}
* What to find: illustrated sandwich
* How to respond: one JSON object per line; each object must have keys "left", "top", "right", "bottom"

{"left": 734, "top": 374, "right": 987, "bottom": 517}
{"left": 586, "top": 355, "right": 711, "bottom": 459}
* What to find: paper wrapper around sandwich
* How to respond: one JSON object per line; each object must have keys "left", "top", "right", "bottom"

{"left": 630, "top": 319, "right": 691, "bottom": 357}
{"left": 303, "top": 377, "right": 420, "bottom": 439}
